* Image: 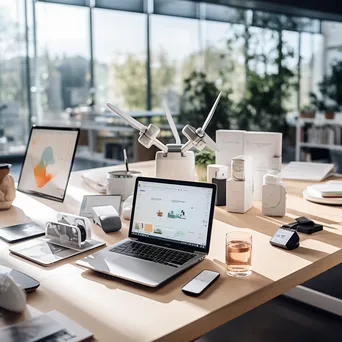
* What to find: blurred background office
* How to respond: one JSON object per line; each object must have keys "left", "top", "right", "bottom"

{"left": 2, "top": 0, "right": 342, "bottom": 174}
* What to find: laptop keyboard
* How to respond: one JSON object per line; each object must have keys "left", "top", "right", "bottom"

{"left": 110, "top": 241, "right": 195, "bottom": 267}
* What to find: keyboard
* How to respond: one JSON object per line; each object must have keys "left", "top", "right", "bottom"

{"left": 110, "top": 241, "right": 195, "bottom": 267}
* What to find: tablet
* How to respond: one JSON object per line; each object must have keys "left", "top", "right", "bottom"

{"left": 10, "top": 238, "right": 105, "bottom": 266}
{"left": 80, "top": 195, "right": 121, "bottom": 218}
{"left": 18, "top": 126, "right": 80, "bottom": 202}
{"left": 0, "top": 222, "right": 45, "bottom": 243}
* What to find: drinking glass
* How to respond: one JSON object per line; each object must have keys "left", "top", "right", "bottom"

{"left": 225, "top": 231, "right": 252, "bottom": 277}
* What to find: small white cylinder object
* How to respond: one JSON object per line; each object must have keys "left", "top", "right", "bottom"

{"left": 226, "top": 156, "right": 253, "bottom": 213}
{"left": 262, "top": 172, "right": 286, "bottom": 217}
{"left": 207, "top": 164, "right": 228, "bottom": 183}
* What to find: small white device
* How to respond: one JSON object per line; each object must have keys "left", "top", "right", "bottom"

{"left": 0, "top": 273, "right": 26, "bottom": 313}
{"left": 262, "top": 172, "right": 286, "bottom": 217}
{"left": 92, "top": 205, "right": 122, "bottom": 233}
{"left": 46, "top": 213, "right": 92, "bottom": 248}
{"left": 57, "top": 212, "right": 92, "bottom": 239}
{"left": 207, "top": 164, "right": 228, "bottom": 183}
{"left": 227, "top": 155, "right": 253, "bottom": 213}
{"left": 182, "top": 270, "right": 220, "bottom": 296}
{"left": 107, "top": 93, "right": 222, "bottom": 181}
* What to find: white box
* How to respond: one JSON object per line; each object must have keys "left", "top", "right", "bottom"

{"left": 215, "top": 130, "right": 245, "bottom": 178}
{"left": 216, "top": 130, "right": 282, "bottom": 200}
{"left": 226, "top": 178, "right": 253, "bottom": 213}
{"left": 226, "top": 156, "right": 253, "bottom": 213}
{"left": 244, "top": 132, "right": 282, "bottom": 200}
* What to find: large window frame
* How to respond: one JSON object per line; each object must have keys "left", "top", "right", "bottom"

{"left": 21, "top": 0, "right": 325, "bottom": 124}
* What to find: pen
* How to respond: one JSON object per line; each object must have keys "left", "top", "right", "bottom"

{"left": 123, "top": 149, "right": 129, "bottom": 173}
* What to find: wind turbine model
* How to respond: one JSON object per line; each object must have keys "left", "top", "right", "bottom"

{"left": 107, "top": 92, "right": 221, "bottom": 181}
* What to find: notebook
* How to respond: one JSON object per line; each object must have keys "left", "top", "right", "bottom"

{"left": 281, "top": 162, "right": 335, "bottom": 181}
{"left": 0, "top": 310, "right": 92, "bottom": 342}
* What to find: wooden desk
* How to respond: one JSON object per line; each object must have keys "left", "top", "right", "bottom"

{"left": 1, "top": 161, "right": 342, "bottom": 341}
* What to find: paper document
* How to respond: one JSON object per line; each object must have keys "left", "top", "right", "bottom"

{"left": 0, "top": 311, "right": 92, "bottom": 342}
{"left": 307, "top": 181, "right": 342, "bottom": 197}
{"left": 281, "top": 162, "right": 335, "bottom": 181}
{"left": 82, "top": 170, "right": 107, "bottom": 193}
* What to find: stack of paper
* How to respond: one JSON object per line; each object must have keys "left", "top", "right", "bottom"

{"left": 0, "top": 310, "right": 93, "bottom": 342}
{"left": 303, "top": 181, "right": 342, "bottom": 205}
{"left": 81, "top": 169, "right": 107, "bottom": 193}
{"left": 307, "top": 181, "right": 342, "bottom": 198}
{"left": 281, "top": 162, "right": 335, "bottom": 181}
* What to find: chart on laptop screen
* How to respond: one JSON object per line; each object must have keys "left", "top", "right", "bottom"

{"left": 131, "top": 181, "right": 213, "bottom": 248}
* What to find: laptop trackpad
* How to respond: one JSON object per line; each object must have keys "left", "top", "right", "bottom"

{"left": 109, "top": 256, "right": 176, "bottom": 286}
{"left": 79, "top": 253, "right": 176, "bottom": 287}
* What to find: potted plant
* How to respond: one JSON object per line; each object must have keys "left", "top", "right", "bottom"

{"left": 300, "top": 105, "right": 316, "bottom": 119}
{"left": 310, "top": 93, "right": 337, "bottom": 120}
{"left": 310, "top": 60, "right": 342, "bottom": 120}
{"left": 195, "top": 150, "right": 215, "bottom": 181}
{"left": 324, "top": 107, "right": 336, "bottom": 120}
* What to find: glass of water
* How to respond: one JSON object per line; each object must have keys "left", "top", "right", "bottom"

{"left": 225, "top": 231, "right": 252, "bottom": 277}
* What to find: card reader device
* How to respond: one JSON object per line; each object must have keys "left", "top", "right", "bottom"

{"left": 92, "top": 205, "right": 122, "bottom": 233}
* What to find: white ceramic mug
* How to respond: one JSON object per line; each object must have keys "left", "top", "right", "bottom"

{"left": 107, "top": 170, "right": 142, "bottom": 201}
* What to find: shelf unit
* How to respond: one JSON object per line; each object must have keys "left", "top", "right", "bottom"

{"left": 296, "top": 114, "right": 342, "bottom": 160}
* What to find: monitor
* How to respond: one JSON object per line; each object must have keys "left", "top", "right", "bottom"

{"left": 129, "top": 177, "right": 216, "bottom": 253}
{"left": 18, "top": 126, "right": 79, "bottom": 202}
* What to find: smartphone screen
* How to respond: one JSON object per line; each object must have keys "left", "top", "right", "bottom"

{"left": 182, "top": 270, "right": 220, "bottom": 296}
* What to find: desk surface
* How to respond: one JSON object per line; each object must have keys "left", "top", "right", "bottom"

{"left": 1, "top": 161, "right": 342, "bottom": 342}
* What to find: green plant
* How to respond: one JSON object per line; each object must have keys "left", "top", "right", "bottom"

{"left": 180, "top": 71, "right": 233, "bottom": 139}
{"left": 300, "top": 105, "right": 315, "bottom": 112}
{"left": 310, "top": 60, "right": 342, "bottom": 112}
{"left": 195, "top": 150, "right": 215, "bottom": 167}
{"left": 226, "top": 13, "right": 297, "bottom": 134}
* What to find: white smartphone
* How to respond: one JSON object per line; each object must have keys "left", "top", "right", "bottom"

{"left": 182, "top": 270, "right": 220, "bottom": 297}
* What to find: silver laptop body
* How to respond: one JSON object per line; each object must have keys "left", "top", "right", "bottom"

{"left": 77, "top": 177, "right": 216, "bottom": 287}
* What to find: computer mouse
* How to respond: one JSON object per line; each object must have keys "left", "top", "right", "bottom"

{"left": 0, "top": 273, "right": 26, "bottom": 313}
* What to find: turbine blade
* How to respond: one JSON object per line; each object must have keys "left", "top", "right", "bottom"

{"left": 107, "top": 103, "right": 145, "bottom": 131}
{"left": 163, "top": 100, "right": 181, "bottom": 144}
{"left": 202, "top": 92, "right": 222, "bottom": 132}
{"left": 203, "top": 134, "right": 220, "bottom": 152}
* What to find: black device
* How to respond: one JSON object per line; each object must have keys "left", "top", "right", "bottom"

{"left": 283, "top": 216, "right": 323, "bottom": 234}
{"left": 212, "top": 169, "right": 227, "bottom": 206}
{"left": 182, "top": 270, "right": 220, "bottom": 296}
{"left": 212, "top": 178, "right": 226, "bottom": 206}
{"left": 270, "top": 227, "right": 300, "bottom": 250}
{"left": 0, "top": 222, "right": 45, "bottom": 243}
{"left": 1, "top": 266, "right": 40, "bottom": 292}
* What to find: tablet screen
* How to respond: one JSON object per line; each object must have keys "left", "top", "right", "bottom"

{"left": 18, "top": 127, "right": 79, "bottom": 202}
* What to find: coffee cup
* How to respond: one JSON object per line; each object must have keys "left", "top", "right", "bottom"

{"left": 107, "top": 170, "right": 142, "bottom": 200}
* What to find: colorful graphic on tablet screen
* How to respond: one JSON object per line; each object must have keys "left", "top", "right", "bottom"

{"left": 33, "top": 146, "right": 55, "bottom": 188}
{"left": 18, "top": 128, "right": 79, "bottom": 200}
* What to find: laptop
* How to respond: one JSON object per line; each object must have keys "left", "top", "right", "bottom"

{"left": 77, "top": 176, "right": 216, "bottom": 287}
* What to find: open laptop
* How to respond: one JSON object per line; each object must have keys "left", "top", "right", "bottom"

{"left": 77, "top": 176, "right": 216, "bottom": 287}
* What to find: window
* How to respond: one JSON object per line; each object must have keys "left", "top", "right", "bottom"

{"left": 322, "top": 21, "right": 342, "bottom": 74}
{"left": 150, "top": 15, "right": 200, "bottom": 111}
{"left": 300, "top": 32, "right": 324, "bottom": 108}
{"left": 93, "top": 9, "right": 147, "bottom": 111}
{"left": 0, "top": 0, "right": 29, "bottom": 154}
{"left": 203, "top": 21, "right": 246, "bottom": 103}
{"left": 282, "top": 30, "right": 299, "bottom": 111}
{"left": 35, "top": 2, "right": 90, "bottom": 120}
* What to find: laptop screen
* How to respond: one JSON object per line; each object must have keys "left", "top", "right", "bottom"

{"left": 129, "top": 178, "right": 216, "bottom": 252}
